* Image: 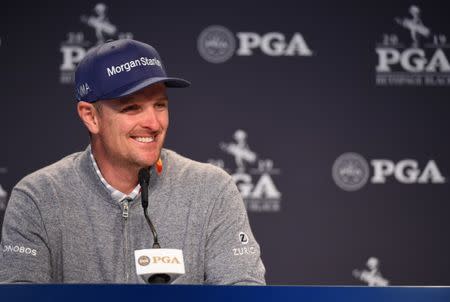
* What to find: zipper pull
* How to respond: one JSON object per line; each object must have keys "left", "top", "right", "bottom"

{"left": 122, "top": 200, "right": 129, "bottom": 219}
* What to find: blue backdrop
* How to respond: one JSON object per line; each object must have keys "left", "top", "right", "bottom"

{"left": 1, "top": 0, "right": 449, "bottom": 285}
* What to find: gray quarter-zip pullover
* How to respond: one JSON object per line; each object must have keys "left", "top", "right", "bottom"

{"left": 0, "top": 147, "right": 265, "bottom": 284}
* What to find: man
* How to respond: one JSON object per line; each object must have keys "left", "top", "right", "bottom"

{"left": 0, "top": 39, "right": 265, "bottom": 284}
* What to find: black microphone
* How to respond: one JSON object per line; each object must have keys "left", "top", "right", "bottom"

{"left": 137, "top": 167, "right": 170, "bottom": 284}
{"left": 138, "top": 168, "right": 150, "bottom": 209}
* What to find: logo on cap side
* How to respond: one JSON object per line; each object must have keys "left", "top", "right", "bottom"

{"left": 76, "top": 83, "right": 91, "bottom": 99}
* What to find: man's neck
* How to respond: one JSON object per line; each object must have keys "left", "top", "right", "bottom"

{"left": 91, "top": 147, "right": 139, "bottom": 195}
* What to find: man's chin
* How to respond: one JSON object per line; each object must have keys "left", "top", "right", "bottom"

{"left": 134, "top": 154, "right": 161, "bottom": 169}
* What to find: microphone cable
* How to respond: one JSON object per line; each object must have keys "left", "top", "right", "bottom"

{"left": 138, "top": 168, "right": 160, "bottom": 248}
{"left": 138, "top": 167, "right": 170, "bottom": 284}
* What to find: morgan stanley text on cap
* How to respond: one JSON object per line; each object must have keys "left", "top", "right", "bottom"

{"left": 75, "top": 39, "right": 190, "bottom": 102}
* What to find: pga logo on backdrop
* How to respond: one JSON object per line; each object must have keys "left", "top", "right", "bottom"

{"left": 197, "top": 25, "right": 313, "bottom": 63}
{"left": 353, "top": 257, "right": 389, "bottom": 287}
{"left": 0, "top": 167, "right": 8, "bottom": 211}
{"left": 59, "top": 3, "right": 133, "bottom": 84}
{"left": 375, "top": 5, "right": 450, "bottom": 86}
{"left": 0, "top": 185, "right": 7, "bottom": 211}
{"left": 332, "top": 152, "right": 446, "bottom": 191}
{"left": 208, "top": 129, "right": 282, "bottom": 212}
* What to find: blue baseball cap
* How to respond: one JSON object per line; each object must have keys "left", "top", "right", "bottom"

{"left": 75, "top": 39, "right": 190, "bottom": 102}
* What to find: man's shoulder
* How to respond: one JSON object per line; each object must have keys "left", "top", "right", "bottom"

{"left": 163, "top": 149, "right": 232, "bottom": 185}
{"left": 14, "top": 150, "right": 86, "bottom": 195}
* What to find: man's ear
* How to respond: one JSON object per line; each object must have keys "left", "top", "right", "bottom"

{"left": 77, "top": 101, "right": 100, "bottom": 134}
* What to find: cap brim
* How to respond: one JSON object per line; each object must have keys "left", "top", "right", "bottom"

{"left": 100, "top": 77, "right": 191, "bottom": 100}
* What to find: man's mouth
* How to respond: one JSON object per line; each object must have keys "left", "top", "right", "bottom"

{"left": 131, "top": 136, "right": 155, "bottom": 143}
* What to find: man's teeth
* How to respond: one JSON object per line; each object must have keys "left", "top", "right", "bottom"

{"left": 134, "top": 136, "right": 154, "bottom": 143}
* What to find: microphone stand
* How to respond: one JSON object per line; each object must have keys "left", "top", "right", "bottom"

{"left": 138, "top": 168, "right": 170, "bottom": 284}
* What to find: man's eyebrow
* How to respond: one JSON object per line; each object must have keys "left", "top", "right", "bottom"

{"left": 117, "top": 95, "right": 169, "bottom": 105}
{"left": 154, "top": 95, "right": 169, "bottom": 101}
{"left": 117, "top": 95, "right": 134, "bottom": 104}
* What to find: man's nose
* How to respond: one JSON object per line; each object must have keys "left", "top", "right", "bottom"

{"left": 140, "top": 107, "right": 160, "bottom": 130}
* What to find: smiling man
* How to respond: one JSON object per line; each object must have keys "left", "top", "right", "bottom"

{"left": 79, "top": 83, "right": 169, "bottom": 194}
{"left": 0, "top": 39, "right": 265, "bottom": 284}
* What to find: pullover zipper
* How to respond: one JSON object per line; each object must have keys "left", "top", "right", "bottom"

{"left": 122, "top": 199, "right": 130, "bottom": 282}
{"left": 122, "top": 201, "right": 129, "bottom": 218}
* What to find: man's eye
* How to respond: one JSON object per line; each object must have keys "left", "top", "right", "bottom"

{"left": 155, "top": 102, "right": 168, "bottom": 110}
{"left": 121, "top": 105, "right": 139, "bottom": 112}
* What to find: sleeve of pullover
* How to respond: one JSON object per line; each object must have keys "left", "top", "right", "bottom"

{"left": 0, "top": 189, "right": 52, "bottom": 283}
{"left": 204, "top": 179, "right": 266, "bottom": 285}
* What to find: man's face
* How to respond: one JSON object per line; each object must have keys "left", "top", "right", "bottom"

{"left": 93, "top": 83, "right": 169, "bottom": 170}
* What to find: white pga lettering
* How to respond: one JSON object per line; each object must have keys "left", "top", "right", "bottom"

{"left": 60, "top": 46, "right": 86, "bottom": 71}
{"left": 376, "top": 48, "right": 450, "bottom": 72}
{"left": 233, "top": 173, "right": 281, "bottom": 199}
{"left": 371, "top": 160, "right": 445, "bottom": 184}
{"left": 236, "top": 32, "right": 312, "bottom": 56}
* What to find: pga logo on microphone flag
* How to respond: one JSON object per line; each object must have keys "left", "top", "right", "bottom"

{"left": 134, "top": 249, "right": 185, "bottom": 280}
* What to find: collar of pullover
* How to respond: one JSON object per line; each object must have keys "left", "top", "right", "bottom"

{"left": 77, "top": 145, "right": 166, "bottom": 205}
